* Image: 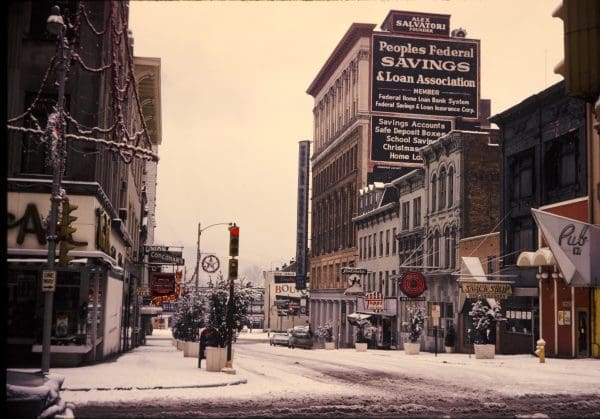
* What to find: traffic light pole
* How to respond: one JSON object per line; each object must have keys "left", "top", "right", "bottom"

{"left": 42, "top": 7, "right": 68, "bottom": 374}
{"left": 224, "top": 224, "right": 239, "bottom": 372}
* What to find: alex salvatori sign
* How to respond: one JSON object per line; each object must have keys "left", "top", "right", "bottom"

{"left": 371, "top": 33, "right": 480, "bottom": 118}
{"left": 371, "top": 115, "right": 452, "bottom": 164}
{"left": 460, "top": 280, "right": 512, "bottom": 300}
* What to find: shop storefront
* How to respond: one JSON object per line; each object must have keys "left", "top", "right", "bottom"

{"left": 7, "top": 192, "right": 129, "bottom": 367}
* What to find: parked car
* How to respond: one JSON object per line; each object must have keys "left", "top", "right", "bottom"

{"left": 269, "top": 332, "right": 291, "bottom": 347}
{"left": 289, "top": 325, "right": 314, "bottom": 349}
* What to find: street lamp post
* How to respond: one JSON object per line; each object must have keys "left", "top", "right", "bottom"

{"left": 193, "top": 222, "right": 233, "bottom": 290}
{"left": 41, "top": 5, "right": 69, "bottom": 374}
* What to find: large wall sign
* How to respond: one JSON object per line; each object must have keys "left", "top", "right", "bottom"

{"left": 371, "top": 33, "right": 479, "bottom": 119}
{"left": 459, "top": 280, "right": 512, "bottom": 300}
{"left": 295, "top": 140, "right": 310, "bottom": 291}
{"left": 145, "top": 245, "right": 185, "bottom": 265}
{"left": 371, "top": 115, "right": 452, "bottom": 164}
{"left": 382, "top": 10, "right": 450, "bottom": 37}
{"left": 399, "top": 271, "right": 427, "bottom": 298}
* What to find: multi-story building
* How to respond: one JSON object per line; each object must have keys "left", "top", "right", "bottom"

{"left": 7, "top": 1, "right": 160, "bottom": 367}
{"left": 353, "top": 181, "right": 400, "bottom": 348}
{"left": 263, "top": 262, "right": 310, "bottom": 333}
{"left": 307, "top": 23, "right": 375, "bottom": 348}
{"left": 491, "top": 80, "right": 591, "bottom": 358}
{"left": 419, "top": 130, "right": 501, "bottom": 352}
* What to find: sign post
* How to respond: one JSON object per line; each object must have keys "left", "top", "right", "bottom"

{"left": 432, "top": 304, "right": 440, "bottom": 356}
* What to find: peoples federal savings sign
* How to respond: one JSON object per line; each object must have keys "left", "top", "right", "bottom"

{"left": 371, "top": 33, "right": 480, "bottom": 119}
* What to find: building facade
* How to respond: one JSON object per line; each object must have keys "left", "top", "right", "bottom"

{"left": 7, "top": 1, "right": 161, "bottom": 367}
{"left": 491, "top": 80, "right": 591, "bottom": 358}
{"left": 263, "top": 263, "right": 310, "bottom": 333}
{"left": 353, "top": 181, "right": 401, "bottom": 348}
{"left": 307, "top": 23, "right": 375, "bottom": 348}
{"left": 419, "top": 130, "right": 502, "bottom": 353}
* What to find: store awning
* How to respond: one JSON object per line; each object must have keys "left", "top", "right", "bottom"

{"left": 530, "top": 208, "right": 600, "bottom": 286}
{"left": 347, "top": 312, "right": 371, "bottom": 326}
{"left": 357, "top": 310, "right": 396, "bottom": 317}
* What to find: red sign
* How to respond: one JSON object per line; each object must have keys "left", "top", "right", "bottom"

{"left": 400, "top": 271, "right": 427, "bottom": 298}
{"left": 364, "top": 291, "right": 384, "bottom": 312}
{"left": 151, "top": 273, "right": 175, "bottom": 295}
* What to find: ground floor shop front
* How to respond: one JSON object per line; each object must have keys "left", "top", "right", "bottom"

{"left": 7, "top": 255, "right": 140, "bottom": 367}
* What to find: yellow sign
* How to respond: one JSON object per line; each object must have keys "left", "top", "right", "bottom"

{"left": 460, "top": 281, "right": 512, "bottom": 300}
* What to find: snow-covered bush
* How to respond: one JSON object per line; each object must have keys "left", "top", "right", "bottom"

{"left": 355, "top": 318, "right": 373, "bottom": 343}
{"left": 315, "top": 323, "right": 333, "bottom": 342}
{"left": 407, "top": 307, "right": 426, "bottom": 343}
{"left": 171, "top": 292, "right": 205, "bottom": 342}
{"left": 468, "top": 300, "right": 503, "bottom": 344}
{"left": 203, "top": 276, "right": 258, "bottom": 347}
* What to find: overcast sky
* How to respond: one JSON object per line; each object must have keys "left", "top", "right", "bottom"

{"left": 128, "top": 0, "right": 564, "bottom": 284}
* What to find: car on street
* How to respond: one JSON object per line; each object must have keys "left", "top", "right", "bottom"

{"left": 269, "top": 332, "right": 291, "bottom": 347}
{"left": 289, "top": 325, "right": 314, "bottom": 349}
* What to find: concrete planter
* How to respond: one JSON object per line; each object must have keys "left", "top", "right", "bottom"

{"left": 404, "top": 342, "right": 420, "bottom": 355}
{"left": 183, "top": 341, "right": 199, "bottom": 357}
{"left": 355, "top": 342, "right": 368, "bottom": 352}
{"left": 474, "top": 344, "right": 495, "bottom": 359}
{"left": 324, "top": 341, "right": 335, "bottom": 350}
{"left": 205, "top": 347, "right": 233, "bottom": 371}
{"left": 444, "top": 346, "right": 454, "bottom": 353}
{"left": 176, "top": 340, "right": 184, "bottom": 351}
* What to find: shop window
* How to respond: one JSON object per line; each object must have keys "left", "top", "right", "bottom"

{"left": 8, "top": 270, "right": 40, "bottom": 340}
{"left": 504, "top": 309, "right": 533, "bottom": 335}
{"left": 427, "top": 302, "right": 453, "bottom": 337}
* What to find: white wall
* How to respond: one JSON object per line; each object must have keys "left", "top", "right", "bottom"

{"left": 103, "top": 274, "right": 123, "bottom": 357}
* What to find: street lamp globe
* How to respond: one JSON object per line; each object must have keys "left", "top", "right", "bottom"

{"left": 46, "top": 5, "right": 65, "bottom": 35}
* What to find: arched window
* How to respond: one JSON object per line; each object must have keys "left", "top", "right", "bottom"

{"left": 434, "top": 230, "right": 440, "bottom": 268}
{"left": 427, "top": 235, "right": 433, "bottom": 269}
{"left": 438, "top": 167, "right": 446, "bottom": 211}
{"left": 444, "top": 227, "right": 451, "bottom": 269}
{"left": 448, "top": 166, "right": 454, "bottom": 208}
{"left": 450, "top": 226, "right": 457, "bottom": 268}
{"left": 431, "top": 174, "right": 437, "bottom": 213}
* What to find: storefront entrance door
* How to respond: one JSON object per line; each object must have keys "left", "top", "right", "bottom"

{"left": 576, "top": 309, "right": 589, "bottom": 357}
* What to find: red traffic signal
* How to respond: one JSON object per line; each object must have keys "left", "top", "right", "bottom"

{"left": 229, "top": 225, "right": 239, "bottom": 257}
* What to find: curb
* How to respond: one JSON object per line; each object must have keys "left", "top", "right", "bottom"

{"left": 63, "top": 378, "right": 248, "bottom": 392}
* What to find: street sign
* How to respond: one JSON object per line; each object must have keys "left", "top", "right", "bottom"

{"left": 42, "top": 270, "right": 56, "bottom": 292}
{"left": 341, "top": 267, "right": 368, "bottom": 275}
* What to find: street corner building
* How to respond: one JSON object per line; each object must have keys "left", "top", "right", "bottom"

{"left": 7, "top": 1, "right": 162, "bottom": 367}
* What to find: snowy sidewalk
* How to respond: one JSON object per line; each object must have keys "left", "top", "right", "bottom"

{"left": 53, "top": 329, "right": 246, "bottom": 392}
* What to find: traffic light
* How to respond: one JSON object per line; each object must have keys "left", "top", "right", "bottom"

{"left": 58, "top": 200, "right": 78, "bottom": 267}
{"left": 553, "top": 0, "right": 600, "bottom": 100}
{"left": 229, "top": 225, "right": 239, "bottom": 257}
{"left": 228, "top": 258, "right": 238, "bottom": 280}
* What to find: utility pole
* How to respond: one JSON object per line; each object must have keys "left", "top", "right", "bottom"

{"left": 194, "top": 222, "right": 201, "bottom": 291}
{"left": 41, "top": 5, "right": 68, "bottom": 374}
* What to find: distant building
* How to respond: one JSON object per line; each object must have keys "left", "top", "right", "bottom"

{"left": 263, "top": 262, "right": 310, "bottom": 332}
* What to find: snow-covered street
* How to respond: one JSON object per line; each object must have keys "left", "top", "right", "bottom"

{"left": 50, "top": 329, "right": 600, "bottom": 418}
